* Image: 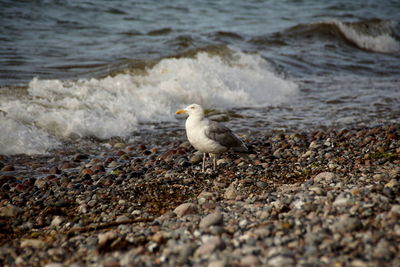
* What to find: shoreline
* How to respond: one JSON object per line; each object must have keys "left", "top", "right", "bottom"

{"left": 1, "top": 124, "right": 399, "bottom": 266}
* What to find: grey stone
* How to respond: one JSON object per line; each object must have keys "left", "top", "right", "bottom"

{"left": 200, "top": 212, "right": 223, "bottom": 228}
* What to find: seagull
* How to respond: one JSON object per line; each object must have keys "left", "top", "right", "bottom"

{"left": 176, "top": 104, "right": 250, "bottom": 172}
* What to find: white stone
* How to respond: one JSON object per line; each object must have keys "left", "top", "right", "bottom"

{"left": 20, "top": 239, "right": 46, "bottom": 249}
{"left": 173, "top": 203, "right": 199, "bottom": 217}
{"left": 50, "top": 216, "right": 64, "bottom": 228}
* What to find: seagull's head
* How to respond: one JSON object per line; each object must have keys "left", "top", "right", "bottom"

{"left": 176, "top": 104, "right": 205, "bottom": 117}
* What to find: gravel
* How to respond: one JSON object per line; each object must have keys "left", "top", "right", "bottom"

{"left": 0, "top": 124, "right": 399, "bottom": 266}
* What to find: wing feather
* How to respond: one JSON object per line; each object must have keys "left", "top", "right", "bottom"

{"left": 204, "top": 120, "right": 247, "bottom": 151}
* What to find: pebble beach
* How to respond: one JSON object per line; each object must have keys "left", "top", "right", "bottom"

{"left": 1, "top": 124, "right": 399, "bottom": 266}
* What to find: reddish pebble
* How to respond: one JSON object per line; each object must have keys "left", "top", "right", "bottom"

{"left": 1, "top": 165, "right": 15, "bottom": 172}
{"left": 61, "top": 162, "right": 75, "bottom": 169}
{"left": 387, "top": 133, "right": 396, "bottom": 140}
{"left": 91, "top": 164, "right": 105, "bottom": 173}
{"left": 49, "top": 166, "right": 61, "bottom": 175}
{"left": 116, "top": 150, "right": 126, "bottom": 156}
{"left": 104, "top": 158, "right": 115, "bottom": 165}
{"left": 15, "top": 184, "right": 29, "bottom": 192}
{"left": 80, "top": 168, "right": 94, "bottom": 176}
{"left": 137, "top": 144, "right": 147, "bottom": 150}
{"left": 45, "top": 175, "right": 57, "bottom": 180}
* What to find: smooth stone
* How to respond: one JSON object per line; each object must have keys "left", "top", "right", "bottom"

{"left": 151, "top": 231, "right": 170, "bottom": 244}
{"left": 50, "top": 216, "right": 64, "bottom": 228}
{"left": 20, "top": 239, "right": 46, "bottom": 249}
{"left": 390, "top": 205, "right": 400, "bottom": 215}
{"left": 372, "top": 239, "right": 393, "bottom": 259}
{"left": 194, "top": 236, "right": 224, "bottom": 258}
{"left": 177, "top": 243, "right": 197, "bottom": 264}
{"left": 199, "top": 212, "right": 223, "bottom": 228}
{"left": 268, "top": 255, "right": 294, "bottom": 267}
{"left": 44, "top": 264, "right": 64, "bottom": 267}
{"left": 208, "top": 260, "right": 227, "bottom": 267}
{"left": 116, "top": 215, "right": 130, "bottom": 222}
{"left": 333, "top": 194, "right": 354, "bottom": 207}
{"left": 350, "top": 260, "right": 368, "bottom": 267}
{"left": 385, "top": 179, "right": 398, "bottom": 188}
{"left": 331, "top": 214, "right": 361, "bottom": 233}
{"left": 240, "top": 255, "right": 261, "bottom": 266}
{"left": 98, "top": 231, "right": 118, "bottom": 247}
{"left": 34, "top": 179, "right": 47, "bottom": 189}
{"left": 49, "top": 166, "right": 61, "bottom": 175}
{"left": 224, "top": 184, "right": 238, "bottom": 200}
{"left": 0, "top": 204, "right": 20, "bottom": 217}
{"left": 1, "top": 165, "right": 15, "bottom": 172}
{"left": 190, "top": 151, "right": 203, "bottom": 164}
{"left": 314, "top": 172, "right": 336, "bottom": 183}
{"left": 173, "top": 203, "right": 199, "bottom": 217}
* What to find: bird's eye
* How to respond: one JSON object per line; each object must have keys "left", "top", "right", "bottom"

{"left": 190, "top": 106, "right": 195, "bottom": 109}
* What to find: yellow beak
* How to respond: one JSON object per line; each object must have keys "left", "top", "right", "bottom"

{"left": 175, "top": 109, "right": 187, "bottom": 115}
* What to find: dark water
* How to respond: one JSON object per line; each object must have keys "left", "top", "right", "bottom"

{"left": 0, "top": 0, "right": 399, "bottom": 155}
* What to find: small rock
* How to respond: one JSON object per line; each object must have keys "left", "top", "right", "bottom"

{"left": 34, "top": 179, "right": 47, "bottom": 189}
{"left": 350, "top": 259, "right": 368, "bottom": 267}
{"left": 49, "top": 166, "right": 61, "bottom": 175}
{"left": 44, "top": 263, "right": 64, "bottom": 267}
{"left": 309, "top": 186, "right": 323, "bottom": 195}
{"left": 208, "top": 260, "right": 227, "bottom": 267}
{"left": 194, "top": 236, "right": 225, "bottom": 257}
{"left": 216, "top": 158, "right": 229, "bottom": 166}
{"left": 331, "top": 214, "right": 361, "bottom": 233}
{"left": 309, "top": 141, "right": 319, "bottom": 149}
{"left": 301, "top": 150, "right": 313, "bottom": 158}
{"left": 0, "top": 204, "right": 20, "bottom": 217}
{"left": 385, "top": 179, "right": 399, "bottom": 188}
{"left": 98, "top": 231, "right": 118, "bottom": 247}
{"left": 224, "top": 184, "right": 238, "bottom": 200}
{"left": 78, "top": 204, "right": 88, "bottom": 214}
{"left": 314, "top": 172, "right": 336, "bottom": 183}
{"left": 173, "top": 203, "right": 199, "bottom": 217}
{"left": 177, "top": 243, "right": 197, "bottom": 264}
{"left": 190, "top": 151, "right": 203, "bottom": 164}
{"left": 87, "top": 199, "right": 97, "bottom": 207}
{"left": 240, "top": 255, "right": 260, "bottom": 266}
{"left": 333, "top": 193, "right": 354, "bottom": 207}
{"left": 116, "top": 215, "right": 130, "bottom": 222}
{"left": 390, "top": 205, "right": 400, "bottom": 215}
{"left": 372, "top": 239, "right": 394, "bottom": 259}
{"left": 1, "top": 165, "right": 15, "bottom": 172}
{"left": 268, "top": 255, "right": 294, "bottom": 267}
{"left": 151, "top": 231, "right": 170, "bottom": 244}
{"left": 20, "top": 239, "right": 46, "bottom": 249}
{"left": 50, "top": 216, "right": 64, "bottom": 228}
{"left": 199, "top": 212, "right": 223, "bottom": 228}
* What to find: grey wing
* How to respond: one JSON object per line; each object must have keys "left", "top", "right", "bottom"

{"left": 205, "top": 120, "right": 247, "bottom": 151}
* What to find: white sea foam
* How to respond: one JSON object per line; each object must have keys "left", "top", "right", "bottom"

{"left": 0, "top": 49, "right": 298, "bottom": 155}
{"left": 0, "top": 114, "right": 60, "bottom": 155}
{"left": 332, "top": 20, "right": 400, "bottom": 53}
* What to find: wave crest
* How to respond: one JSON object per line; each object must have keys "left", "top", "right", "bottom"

{"left": 285, "top": 19, "right": 400, "bottom": 53}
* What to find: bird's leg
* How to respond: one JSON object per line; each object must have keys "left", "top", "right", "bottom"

{"left": 202, "top": 153, "right": 206, "bottom": 172}
{"left": 211, "top": 153, "right": 216, "bottom": 171}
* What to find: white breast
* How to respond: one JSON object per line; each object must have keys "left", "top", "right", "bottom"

{"left": 185, "top": 117, "right": 227, "bottom": 154}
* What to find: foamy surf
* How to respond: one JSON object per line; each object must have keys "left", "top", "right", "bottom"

{"left": 0, "top": 49, "right": 298, "bottom": 155}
